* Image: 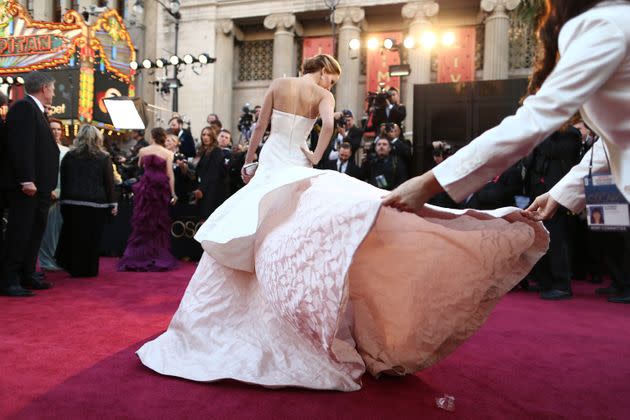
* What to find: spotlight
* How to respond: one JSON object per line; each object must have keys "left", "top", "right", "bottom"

{"left": 349, "top": 38, "right": 361, "bottom": 50}
{"left": 169, "top": 55, "right": 181, "bottom": 65}
{"left": 383, "top": 38, "right": 395, "bottom": 50}
{"left": 197, "top": 53, "right": 215, "bottom": 64}
{"left": 183, "top": 54, "right": 195, "bottom": 65}
{"left": 389, "top": 64, "right": 410, "bottom": 77}
{"left": 403, "top": 36, "right": 415, "bottom": 49}
{"left": 6, "top": 76, "right": 14, "bottom": 84}
{"left": 141, "top": 59, "right": 153, "bottom": 69}
{"left": 442, "top": 31, "right": 456, "bottom": 47}
{"left": 155, "top": 58, "right": 168, "bottom": 68}
{"left": 420, "top": 31, "right": 437, "bottom": 49}
{"left": 367, "top": 38, "right": 379, "bottom": 50}
{"left": 16, "top": 76, "right": 24, "bottom": 84}
{"left": 129, "top": 61, "right": 139, "bottom": 70}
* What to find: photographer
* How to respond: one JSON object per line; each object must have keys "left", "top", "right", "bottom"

{"left": 383, "top": 123, "right": 412, "bottom": 168}
{"left": 324, "top": 142, "right": 362, "bottom": 179}
{"left": 328, "top": 109, "right": 363, "bottom": 161}
{"left": 362, "top": 138, "right": 408, "bottom": 191}
{"left": 166, "top": 134, "right": 196, "bottom": 203}
{"left": 384, "top": 87, "right": 406, "bottom": 128}
{"left": 169, "top": 116, "right": 196, "bottom": 158}
{"left": 237, "top": 104, "right": 257, "bottom": 143}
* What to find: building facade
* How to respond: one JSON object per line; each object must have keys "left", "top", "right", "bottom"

{"left": 26, "top": 0, "right": 536, "bottom": 137}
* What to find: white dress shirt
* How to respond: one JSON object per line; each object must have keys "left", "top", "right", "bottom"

{"left": 433, "top": 1, "right": 630, "bottom": 212}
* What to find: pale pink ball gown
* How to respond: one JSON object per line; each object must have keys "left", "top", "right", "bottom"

{"left": 137, "top": 109, "right": 548, "bottom": 391}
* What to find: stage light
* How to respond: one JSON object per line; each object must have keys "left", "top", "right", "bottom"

{"left": 383, "top": 38, "right": 395, "bottom": 50}
{"left": 197, "top": 53, "right": 215, "bottom": 64}
{"left": 420, "top": 31, "right": 437, "bottom": 49}
{"left": 349, "top": 38, "right": 361, "bottom": 50}
{"left": 442, "top": 31, "right": 456, "bottom": 47}
{"left": 403, "top": 36, "right": 416, "bottom": 49}
{"left": 367, "top": 38, "right": 379, "bottom": 50}
{"left": 155, "top": 58, "right": 168, "bottom": 68}
{"left": 129, "top": 61, "right": 139, "bottom": 70}
{"left": 389, "top": 64, "right": 410, "bottom": 77}
{"left": 16, "top": 76, "right": 24, "bottom": 84}
{"left": 169, "top": 55, "right": 181, "bottom": 65}
{"left": 183, "top": 54, "right": 195, "bottom": 65}
{"left": 141, "top": 59, "right": 153, "bottom": 69}
{"left": 6, "top": 76, "right": 14, "bottom": 84}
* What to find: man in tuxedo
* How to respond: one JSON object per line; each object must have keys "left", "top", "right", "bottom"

{"left": 169, "top": 116, "right": 196, "bottom": 158}
{"left": 324, "top": 142, "right": 361, "bottom": 179}
{"left": 384, "top": 123, "right": 412, "bottom": 168}
{"left": 333, "top": 109, "right": 363, "bottom": 158}
{"left": 1, "top": 71, "right": 59, "bottom": 297}
{"left": 385, "top": 87, "right": 406, "bottom": 128}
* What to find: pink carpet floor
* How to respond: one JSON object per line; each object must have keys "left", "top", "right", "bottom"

{"left": 1, "top": 257, "right": 629, "bottom": 419}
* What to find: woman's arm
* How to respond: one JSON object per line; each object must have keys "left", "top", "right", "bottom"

{"left": 302, "top": 91, "right": 335, "bottom": 165}
{"left": 166, "top": 153, "right": 176, "bottom": 199}
{"left": 431, "top": 17, "right": 627, "bottom": 203}
{"left": 244, "top": 80, "right": 278, "bottom": 164}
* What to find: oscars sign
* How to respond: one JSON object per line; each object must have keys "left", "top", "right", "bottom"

{"left": 436, "top": 27, "right": 476, "bottom": 84}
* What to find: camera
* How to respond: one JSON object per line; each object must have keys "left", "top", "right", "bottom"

{"left": 336, "top": 115, "right": 347, "bottom": 128}
{"left": 431, "top": 141, "right": 453, "bottom": 159}
{"left": 366, "top": 91, "right": 391, "bottom": 110}
{"left": 237, "top": 103, "right": 254, "bottom": 134}
{"left": 173, "top": 152, "right": 186, "bottom": 162}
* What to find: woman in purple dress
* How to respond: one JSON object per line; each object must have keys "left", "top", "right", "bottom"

{"left": 118, "top": 128, "right": 178, "bottom": 271}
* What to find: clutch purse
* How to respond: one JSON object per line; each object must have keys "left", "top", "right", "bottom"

{"left": 243, "top": 162, "right": 259, "bottom": 176}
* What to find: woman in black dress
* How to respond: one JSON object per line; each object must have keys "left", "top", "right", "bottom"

{"left": 191, "top": 126, "right": 227, "bottom": 220}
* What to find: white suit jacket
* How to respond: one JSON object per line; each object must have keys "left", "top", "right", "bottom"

{"left": 433, "top": 1, "right": 630, "bottom": 212}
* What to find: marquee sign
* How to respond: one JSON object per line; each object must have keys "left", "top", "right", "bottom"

{"left": 0, "top": 0, "right": 84, "bottom": 74}
{"left": 0, "top": 0, "right": 136, "bottom": 126}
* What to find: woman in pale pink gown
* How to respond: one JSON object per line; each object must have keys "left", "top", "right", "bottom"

{"left": 137, "top": 54, "right": 548, "bottom": 391}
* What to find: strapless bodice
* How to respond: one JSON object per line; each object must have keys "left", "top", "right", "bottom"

{"left": 258, "top": 109, "right": 317, "bottom": 170}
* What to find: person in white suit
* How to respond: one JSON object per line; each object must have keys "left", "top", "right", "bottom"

{"left": 384, "top": 0, "right": 630, "bottom": 302}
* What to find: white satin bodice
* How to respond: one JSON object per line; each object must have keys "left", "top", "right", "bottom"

{"left": 257, "top": 109, "right": 317, "bottom": 171}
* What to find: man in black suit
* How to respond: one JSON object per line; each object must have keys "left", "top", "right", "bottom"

{"left": 385, "top": 87, "right": 406, "bottom": 128}
{"left": 169, "top": 116, "right": 196, "bottom": 158}
{"left": 1, "top": 71, "right": 59, "bottom": 297}
{"left": 324, "top": 142, "right": 362, "bottom": 179}
{"left": 332, "top": 109, "right": 363, "bottom": 158}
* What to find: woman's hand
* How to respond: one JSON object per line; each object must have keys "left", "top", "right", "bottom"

{"left": 300, "top": 145, "right": 318, "bottom": 166}
{"left": 170, "top": 195, "right": 178, "bottom": 206}
{"left": 522, "top": 193, "right": 560, "bottom": 221}
{"left": 382, "top": 171, "right": 444, "bottom": 213}
{"left": 241, "top": 166, "right": 254, "bottom": 184}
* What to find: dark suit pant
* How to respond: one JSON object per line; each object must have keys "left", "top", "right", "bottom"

{"left": 535, "top": 207, "right": 572, "bottom": 292}
{"left": 1, "top": 189, "right": 51, "bottom": 289}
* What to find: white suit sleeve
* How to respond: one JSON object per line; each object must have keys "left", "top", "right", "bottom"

{"left": 549, "top": 140, "right": 610, "bottom": 213}
{"left": 433, "top": 17, "right": 627, "bottom": 202}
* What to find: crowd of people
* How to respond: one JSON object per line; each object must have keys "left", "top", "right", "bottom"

{"left": 0, "top": 64, "right": 628, "bottom": 304}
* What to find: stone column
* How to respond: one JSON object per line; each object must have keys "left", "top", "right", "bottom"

{"left": 32, "top": 0, "right": 54, "bottom": 20}
{"left": 402, "top": 0, "right": 439, "bottom": 133}
{"left": 481, "top": 0, "right": 520, "bottom": 80}
{"left": 264, "top": 13, "right": 302, "bottom": 79}
{"left": 213, "top": 19, "right": 241, "bottom": 132}
{"left": 333, "top": 7, "right": 365, "bottom": 116}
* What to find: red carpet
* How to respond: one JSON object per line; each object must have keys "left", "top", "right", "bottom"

{"left": 1, "top": 258, "right": 628, "bottom": 419}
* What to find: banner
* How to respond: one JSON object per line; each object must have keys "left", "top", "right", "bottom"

{"left": 302, "top": 37, "right": 333, "bottom": 64}
{"left": 92, "top": 72, "right": 130, "bottom": 124}
{"left": 436, "top": 27, "right": 476, "bottom": 84}
{"left": 366, "top": 32, "right": 402, "bottom": 94}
